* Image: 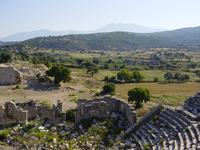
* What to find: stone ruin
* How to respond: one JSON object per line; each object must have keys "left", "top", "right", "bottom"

{"left": 75, "top": 96, "right": 136, "bottom": 126}
{"left": 27, "top": 73, "right": 55, "bottom": 90}
{"left": 16, "top": 100, "right": 65, "bottom": 123}
{"left": 0, "top": 64, "right": 23, "bottom": 85}
{"left": 0, "top": 101, "right": 27, "bottom": 126}
{"left": 122, "top": 92, "right": 200, "bottom": 149}
{"left": 0, "top": 100, "right": 64, "bottom": 126}
{"left": 75, "top": 93, "right": 200, "bottom": 149}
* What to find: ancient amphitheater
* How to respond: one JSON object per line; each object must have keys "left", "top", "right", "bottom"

{"left": 124, "top": 92, "right": 200, "bottom": 150}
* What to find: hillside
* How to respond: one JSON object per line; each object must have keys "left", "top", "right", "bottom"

{"left": 23, "top": 32, "right": 178, "bottom": 50}
{"left": 13, "top": 26, "right": 200, "bottom": 51}
{"left": 0, "top": 23, "right": 164, "bottom": 42}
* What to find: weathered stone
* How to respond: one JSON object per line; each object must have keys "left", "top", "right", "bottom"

{"left": 0, "top": 101, "right": 27, "bottom": 126}
{"left": 75, "top": 96, "right": 136, "bottom": 126}
{"left": 0, "top": 64, "right": 23, "bottom": 85}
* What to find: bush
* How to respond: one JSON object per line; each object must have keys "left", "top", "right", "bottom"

{"left": 153, "top": 77, "right": 159, "bottom": 82}
{"left": 132, "top": 71, "right": 144, "bottom": 82}
{"left": 0, "top": 129, "right": 10, "bottom": 140}
{"left": 102, "top": 83, "right": 115, "bottom": 95}
{"left": 15, "top": 84, "right": 20, "bottom": 89}
{"left": 66, "top": 109, "right": 76, "bottom": 122}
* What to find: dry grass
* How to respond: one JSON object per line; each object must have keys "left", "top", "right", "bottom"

{"left": 115, "top": 82, "right": 200, "bottom": 106}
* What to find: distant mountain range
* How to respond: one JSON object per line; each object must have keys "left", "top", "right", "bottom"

{"left": 0, "top": 23, "right": 164, "bottom": 42}
{"left": 20, "top": 26, "right": 200, "bottom": 51}
{"left": 1, "top": 25, "right": 200, "bottom": 51}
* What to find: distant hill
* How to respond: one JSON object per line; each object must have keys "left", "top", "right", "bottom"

{"left": 0, "top": 23, "right": 165, "bottom": 42}
{"left": 22, "top": 26, "right": 200, "bottom": 51}
{"left": 0, "top": 41, "right": 15, "bottom": 47}
{"left": 22, "top": 32, "right": 177, "bottom": 50}
{"left": 153, "top": 26, "right": 200, "bottom": 45}
{"left": 94, "top": 23, "right": 164, "bottom": 33}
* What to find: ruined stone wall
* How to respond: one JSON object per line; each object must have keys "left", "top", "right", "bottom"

{"left": 0, "top": 101, "right": 27, "bottom": 126}
{"left": 17, "top": 100, "right": 64, "bottom": 123}
{"left": 0, "top": 64, "right": 22, "bottom": 85}
{"left": 75, "top": 96, "right": 136, "bottom": 126}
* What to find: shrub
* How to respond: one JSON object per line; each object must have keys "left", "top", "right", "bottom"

{"left": 66, "top": 109, "right": 76, "bottom": 122}
{"left": 153, "top": 77, "right": 159, "bottom": 82}
{"left": 0, "top": 129, "right": 10, "bottom": 140}
{"left": 102, "top": 83, "right": 115, "bottom": 95}
{"left": 15, "top": 84, "right": 20, "bottom": 89}
{"left": 132, "top": 71, "right": 144, "bottom": 82}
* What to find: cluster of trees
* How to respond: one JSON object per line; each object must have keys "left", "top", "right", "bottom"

{"left": 164, "top": 72, "right": 190, "bottom": 82}
{"left": 46, "top": 66, "right": 71, "bottom": 86}
{"left": 0, "top": 52, "right": 12, "bottom": 63}
{"left": 105, "top": 70, "right": 144, "bottom": 83}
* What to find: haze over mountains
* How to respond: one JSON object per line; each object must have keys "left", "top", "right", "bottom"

{"left": 1, "top": 24, "right": 200, "bottom": 51}
{"left": 22, "top": 26, "right": 200, "bottom": 51}
{"left": 0, "top": 23, "right": 164, "bottom": 42}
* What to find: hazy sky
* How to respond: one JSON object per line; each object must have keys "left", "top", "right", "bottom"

{"left": 1, "top": 0, "right": 200, "bottom": 37}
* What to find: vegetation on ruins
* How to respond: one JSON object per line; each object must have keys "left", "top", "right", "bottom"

{"left": 128, "top": 87, "right": 150, "bottom": 108}
{"left": 46, "top": 66, "right": 71, "bottom": 86}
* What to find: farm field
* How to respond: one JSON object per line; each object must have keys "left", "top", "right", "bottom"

{"left": 115, "top": 82, "right": 200, "bottom": 106}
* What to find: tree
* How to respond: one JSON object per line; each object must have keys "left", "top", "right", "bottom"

{"left": 178, "top": 74, "right": 190, "bottom": 82}
{"left": 0, "top": 53, "right": 12, "bottom": 63}
{"left": 132, "top": 71, "right": 144, "bottom": 82}
{"left": 117, "top": 69, "right": 132, "bottom": 82}
{"left": 164, "top": 72, "right": 173, "bottom": 81}
{"left": 128, "top": 88, "right": 150, "bottom": 108}
{"left": 102, "top": 83, "right": 115, "bottom": 94}
{"left": 86, "top": 65, "right": 99, "bottom": 76}
{"left": 173, "top": 72, "right": 181, "bottom": 80}
{"left": 92, "top": 57, "right": 100, "bottom": 64}
{"left": 46, "top": 66, "right": 71, "bottom": 86}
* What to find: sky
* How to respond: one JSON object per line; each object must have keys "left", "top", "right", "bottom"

{"left": 1, "top": 0, "right": 200, "bottom": 37}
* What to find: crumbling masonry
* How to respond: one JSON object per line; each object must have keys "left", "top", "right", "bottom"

{"left": 75, "top": 96, "right": 137, "bottom": 126}
{"left": 0, "top": 100, "right": 64, "bottom": 126}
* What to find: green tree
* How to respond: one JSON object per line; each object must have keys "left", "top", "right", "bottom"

{"left": 46, "top": 66, "right": 71, "bottom": 86}
{"left": 102, "top": 83, "right": 115, "bottom": 94}
{"left": 132, "top": 71, "right": 144, "bottom": 82}
{"left": 128, "top": 88, "right": 150, "bottom": 108}
{"left": 86, "top": 65, "right": 99, "bottom": 76}
{"left": 0, "top": 53, "right": 12, "bottom": 63}
{"left": 164, "top": 72, "right": 173, "bottom": 81}
{"left": 117, "top": 69, "right": 132, "bottom": 82}
{"left": 178, "top": 74, "right": 190, "bottom": 82}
